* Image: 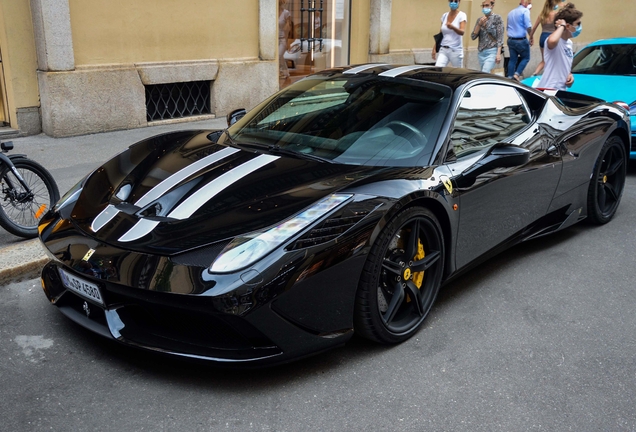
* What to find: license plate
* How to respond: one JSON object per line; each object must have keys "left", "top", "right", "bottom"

{"left": 58, "top": 268, "right": 104, "bottom": 306}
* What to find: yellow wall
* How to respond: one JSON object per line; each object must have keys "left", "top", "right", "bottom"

{"left": 390, "top": 0, "right": 635, "bottom": 52}
{"left": 68, "top": 0, "right": 260, "bottom": 65}
{"left": 487, "top": 0, "right": 635, "bottom": 46}
{"left": 1, "top": 0, "right": 634, "bottom": 132}
{"left": 350, "top": 0, "right": 370, "bottom": 64}
{"left": 0, "top": 0, "right": 39, "bottom": 110}
{"left": 391, "top": 0, "right": 452, "bottom": 51}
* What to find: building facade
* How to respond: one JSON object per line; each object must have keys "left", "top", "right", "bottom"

{"left": 0, "top": 0, "right": 631, "bottom": 138}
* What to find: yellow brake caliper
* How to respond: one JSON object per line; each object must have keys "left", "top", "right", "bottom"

{"left": 405, "top": 238, "right": 425, "bottom": 303}
{"left": 412, "top": 239, "right": 425, "bottom": 289}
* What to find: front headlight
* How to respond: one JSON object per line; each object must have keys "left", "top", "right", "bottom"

{"left": 209, "top": 194, "right": 352, "bottom": 273}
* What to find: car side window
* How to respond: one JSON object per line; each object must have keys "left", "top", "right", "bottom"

{"left": 451, "top": 84, "right": 530, "bottom": 158}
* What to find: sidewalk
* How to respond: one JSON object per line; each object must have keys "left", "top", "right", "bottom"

{"left": 0, "top": 116, "right": 227, "bottom": 285}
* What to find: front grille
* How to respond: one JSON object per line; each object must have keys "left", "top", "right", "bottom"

{"left": 116, "top": 304, "right": 253, "bottom": 351}
{"left": 145, "top": 81, "right": 211, "bottom": 121}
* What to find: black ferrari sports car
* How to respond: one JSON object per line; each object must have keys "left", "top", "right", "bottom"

{"left": 39, "top": 65, "right": 629, "bottom": 366}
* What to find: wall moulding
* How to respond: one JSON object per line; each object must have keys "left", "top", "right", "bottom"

{"left": 135, "top": 60, "right": 221, "bottom": 86}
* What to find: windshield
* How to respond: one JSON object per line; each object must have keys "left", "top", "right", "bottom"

{"left": 572, "top": 44, "right": 636, "bottom": 76}
{"left": 225, "top": 74, "right": 451, "bottom": 167}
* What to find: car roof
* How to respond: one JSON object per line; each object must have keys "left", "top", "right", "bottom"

{"left": 586, "top": 37, "right": 636, "bottom": 47}
{"left": 314, "top": 64, "right": 514, "bottom": 91}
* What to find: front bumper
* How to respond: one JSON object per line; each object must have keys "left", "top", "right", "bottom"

{"left": 41, "top": 258, "right": 363, "bottom": 366}
{"left": 41, "top": 262, "right": 288, "bottom": 364}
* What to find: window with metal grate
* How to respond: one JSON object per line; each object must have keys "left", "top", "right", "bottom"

{"left": 145, "top": 81, "right": 211, "bottom": 122}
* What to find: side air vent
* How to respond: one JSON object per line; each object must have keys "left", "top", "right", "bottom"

{"left": 290, "top": 210, "right": 370, "bottom": 250}
{"left": 145, "top": 81, "right": 211, "bottom": 122}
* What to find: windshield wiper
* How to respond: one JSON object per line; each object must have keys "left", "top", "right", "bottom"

{"left": 234, "top": 142, "right": 335, "bottom": 164}
{"left": 267, "top": 146, "right": 336, "bottom": 164}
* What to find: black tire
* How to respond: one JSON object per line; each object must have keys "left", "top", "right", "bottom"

{"left": 586, "top": 136, "right": 626, "bottom": 225}
{"left": 354, "top": 207, "right": 445, "bottom": 344}
{"left": 0, "top": 158, "right": 60, "bottom": 238}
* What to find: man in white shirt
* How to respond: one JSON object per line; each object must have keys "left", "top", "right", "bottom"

{"left": 538, "top": 3, "right": 583, "bottom": 90}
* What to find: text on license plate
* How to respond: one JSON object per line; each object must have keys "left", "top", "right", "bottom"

{"left": 58, "top": 268, "right": 104, "bottom": 306}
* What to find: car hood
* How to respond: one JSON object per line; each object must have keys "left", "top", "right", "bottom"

{"left": 68, "top": 130, "right": 382, "bottom": 254}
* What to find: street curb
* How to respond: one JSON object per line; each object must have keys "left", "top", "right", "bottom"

{"left": 0, "top": 239, "right": 48, "bottom": 285}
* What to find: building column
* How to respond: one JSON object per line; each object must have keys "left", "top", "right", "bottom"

{"left": 30, "top": 0, "right": 74, "bottom": 71}
{"left": 369, "top": 0, "right": 392, "bottom": 55}
{"left": 259, "top": 0, "right": 277, "bottom": 60}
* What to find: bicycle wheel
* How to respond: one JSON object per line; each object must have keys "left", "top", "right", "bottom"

{"left": 0, "top": 158, "right": 60, "bottom": 238}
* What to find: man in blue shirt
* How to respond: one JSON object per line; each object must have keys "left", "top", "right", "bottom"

{"left": 506, "top": 0, "right": 533, "bottom": 81}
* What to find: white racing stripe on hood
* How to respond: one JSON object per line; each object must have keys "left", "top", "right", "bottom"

{"left": 118, "top": 219, "right": 161, "bottom": 242}
{"left": 117, "top": 153, "right": 279, "bottom": 242}
{"left": 91, "top": 204, "right": 119, "bottom": 233}
{"left": 135, "top": 146, "right": 240, "bottom": 208}
{"left": 91, "top": 146, "right": 239, "bottom": 233}
{"left": 167, "top": 154, "right": 280, "bottom": 220}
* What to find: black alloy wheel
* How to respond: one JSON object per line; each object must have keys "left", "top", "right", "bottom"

{"left": 354, "top": 207, "right": 445, "bottom": 344}
{"left": 586, "top": 136, "right": 626, "bottom": 224}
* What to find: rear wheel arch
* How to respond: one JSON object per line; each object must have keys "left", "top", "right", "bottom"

{"left": 608, "top": 128, "right": 630, "bottom": 158}
{"left": 586, "top": 134, "right": 627, "bottom": 224}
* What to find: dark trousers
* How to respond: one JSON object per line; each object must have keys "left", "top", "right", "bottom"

{"left": 507, "top": 38, "right": 530, "bottom": 78}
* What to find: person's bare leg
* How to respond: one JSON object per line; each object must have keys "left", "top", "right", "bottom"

{"left": 533, "top": 47, "right": 545, "bottom": 76}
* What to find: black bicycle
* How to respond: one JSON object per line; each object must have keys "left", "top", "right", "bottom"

{"left": 0, "top": 141, "right": 60, "bottom": 239}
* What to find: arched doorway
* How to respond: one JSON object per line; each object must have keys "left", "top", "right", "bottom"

{"left": 278, "top": 0, "right": 351, "bottom": 89}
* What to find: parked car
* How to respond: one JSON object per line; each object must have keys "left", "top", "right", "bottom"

{"left": 523, "top": 37, "right": 636, "bottom": 159}
{"left": 39, "top": 65, "right": 629, "bottom": 366}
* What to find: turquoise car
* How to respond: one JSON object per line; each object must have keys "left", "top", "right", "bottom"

{"left": 523, "top": 37, "right": 636, "bottom": 159}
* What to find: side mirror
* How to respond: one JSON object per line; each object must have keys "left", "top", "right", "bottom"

{"left": 207, "top": 130, "right": 224, "bottom": 143}
{"left": 226, "top": 108, "right": 246, "bottom": 127}
{"left": 456, "top": 144, "right": 530, "bottom": 187}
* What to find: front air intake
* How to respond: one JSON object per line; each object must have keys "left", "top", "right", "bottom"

{"left": 290, "top": 211, "right": 370, "bottom": 250}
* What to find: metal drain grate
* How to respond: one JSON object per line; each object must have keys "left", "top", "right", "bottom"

{"left": 145, "top": 81, "right": 211, "bottom": 121}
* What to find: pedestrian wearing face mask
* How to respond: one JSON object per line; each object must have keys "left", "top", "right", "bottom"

{"left": 538, "top": 3, "right": 583, "bottom": 90}
{"left": 506, "top": 0, "right": 533, "bottom": 81}
{"left": 471, "top": 0, "right": 504, "bottom": 73}
{"left": 432, "top": 0, "right": 467, "bottom": 67}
